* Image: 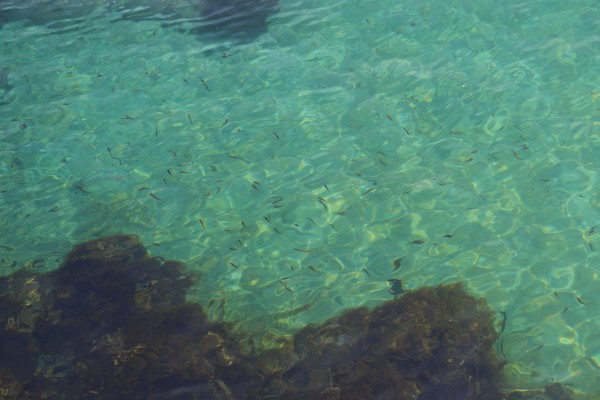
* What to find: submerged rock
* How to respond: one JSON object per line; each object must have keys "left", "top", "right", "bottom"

{"left": 0, "top": 0, "right": 279, "bottom": 43}
{"left": 0, "top": 235, "right": 577, "bottom": 399}
{"left": 263, "top": 282, "right": 505, "bottom": 400}
{"left": 114, "top": 0, "right": 279, "bottom": 42}
{"left": 192, "top": 0, "right": 279, "bottom": 42}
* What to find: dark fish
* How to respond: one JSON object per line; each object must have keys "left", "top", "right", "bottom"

{"left": 499, "top": 310, "right": 507, "bottom": 333}
{"left": 2, "top": 0, "right": 279, "bottom": 44}
{"left": 529, "top": 344, "right": 544, "bottom": 352}
{"left": 388, "top": 279, "right": 405, "bottom": 296}
{"left": 0, "top": 66, "right": 14, "bottom": 106}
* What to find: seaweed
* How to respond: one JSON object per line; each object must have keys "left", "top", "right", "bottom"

{"left": 0, "top": 235, "right": 577, "bottom": 399}
{"left": 265, "top": 283, "right": 505, "bottom": 400}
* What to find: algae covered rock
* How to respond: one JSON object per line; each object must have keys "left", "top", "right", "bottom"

{"left": 263, "top": 282, "right": 505, "bottom": 400}
{"left": 0, "top": 235, "right": 576, "bottom": 399}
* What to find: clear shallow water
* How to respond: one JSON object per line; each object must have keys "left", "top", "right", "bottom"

{"left": 0, "top": 0, "right": 599, "bottom": 395}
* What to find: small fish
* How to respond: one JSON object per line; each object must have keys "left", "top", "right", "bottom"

{"left": 529, "top": 344, "right": 544, "bottom": 352}
{"left": 388, "top": 279, "right": 405, "bottom": 295}
{"left": 150, "top": 193, "right": 160, "bottom": 200}
{"left": 393, "top": 258, "right": 402, "bottom": 271}
{"left": 279, "top": 280, "right": 294, "bottom": 292}
{"left": 107, "top": 147, "right": 122, "bottom": 165}
{"left": 73, "top": 182, "right": 88, "bottom": 193}
{"left": 362, "top": 268, "right": 371, "bottom": 277}
{"left": 499, "top": 310, "right": 507, "bottom": 333}
{"left": 318, "top": 198, "right": 328, "bottom": 211}
{"left": 200, "top": 79, "right": 209, "bottom": 91}
{"left": 293, "top": 248, "right": 311, "bottom": 253}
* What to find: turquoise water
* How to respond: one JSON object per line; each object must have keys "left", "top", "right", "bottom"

{"left": 1, "top": 0, "right": 599, "bottom": 396}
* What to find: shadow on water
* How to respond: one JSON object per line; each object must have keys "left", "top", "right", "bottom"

{"left": 0, "top": 0, "right": 279, "bottom": 43}
{"left": 0, "top": 0, "right": 104, "bottom": 32}
{"left": 0, "top": 234, "right": 578, "bottom": 399}
{"left": 113, "top": 0, "right": 280, "bottom": 43}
